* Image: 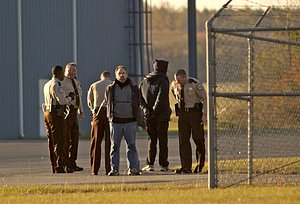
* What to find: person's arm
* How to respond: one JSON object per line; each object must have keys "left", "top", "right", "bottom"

{"left": 151, "top": 79, "right": 169, "bottom": 118}
{"left": 195, "top": 82, "right": 207, "bottom": 123}
{"left": 52, "top": 82, "right": 72, "bottom": 105}
{"left": 104, "top": 85, "right": 111, "bottom": 114}
{"left": 170, "top": 80, "right": 178, "bottom": 100}
{"left": 139, "top": 84, "right": 151, "bottom": 117}
{"left": 87, "top": 85, "right": 94, "bottom": 112}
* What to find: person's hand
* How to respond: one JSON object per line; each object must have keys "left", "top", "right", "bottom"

{"left": 79, "top": 112, "right": 84, "bottom": 120}
{"left": 140, "top": 123, "right": 147, "bottom": 131}
{"left": 68, "top": 92, "right": 75, "bottom": 100}
{"left": 147, "top": 112, "right": 156, "bottom": 122}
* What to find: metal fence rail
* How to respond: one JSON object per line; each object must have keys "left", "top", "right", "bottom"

{"left": 206, "top": 0, "right": 300, "bottom": 189}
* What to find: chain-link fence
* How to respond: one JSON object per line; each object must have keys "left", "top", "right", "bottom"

{"left": 206, "top": 0, "right": 300, "bottom": 188}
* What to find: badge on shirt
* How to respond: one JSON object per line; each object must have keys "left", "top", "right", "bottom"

{"left": 59, "top": 87, "right": 64, "bottom": 93}
{"left": 196, "top": 84, "right": 203, "bottom": 90}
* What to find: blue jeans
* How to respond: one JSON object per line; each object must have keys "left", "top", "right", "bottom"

{"left": 110, "top": 121, "right": 140, "bottom": 171}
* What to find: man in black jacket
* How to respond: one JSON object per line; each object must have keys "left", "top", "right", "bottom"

{"left": 140, "top": 59, "right": 172, "bottom": 172}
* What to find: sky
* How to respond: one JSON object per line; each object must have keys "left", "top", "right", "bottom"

{"left": 150, "top": 0, "right": 296, "bottom": 11}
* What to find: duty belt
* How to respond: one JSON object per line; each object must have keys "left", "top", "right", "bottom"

{"left": 182, "top": 103, "right": 203, "bottom": 112}
{"left": 51, "top": 105, "right": 63, "bottom": 110}
{"left": 69, "top": 105, "right": 78, "bottom": 112}
{"left": 42, "top": 104, "right": 60, "bottom": 112}
{"left": 183, "top": 107, "right": 200, "bottom": 112}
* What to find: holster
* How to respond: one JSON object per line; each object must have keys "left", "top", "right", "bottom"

{"left": 195, "top": 103, "right": 203, "bottom": 111}
{"left": 175, "top": 103, "right": 179, "bottom": 116}
{"left": 53, "top": 105, "right": 66, "bottom": 117}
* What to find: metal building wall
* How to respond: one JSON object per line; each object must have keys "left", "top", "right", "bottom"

{"left": 77, "top": 0, "right": 130, "bottom": 136}
{"left": 0, "top": 0, "right": 131, "bottom": 139}
{"left": 22, "top": 0, "right": 74, "bottom": 139}
{"left": 0, "top": 0, "right": 19, "bottom": 139}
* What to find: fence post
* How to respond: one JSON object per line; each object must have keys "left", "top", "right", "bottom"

{"left": 247, "top": 7, "right": 270, "bottom": 185}
{"left": 247, "top": 38, "right": 254, "bottom": 185}
{"left": 206, "top": 0, "right": 233, "bottom": 189}
{"left": 206, "top": 20, "right": 216, "bottom": 189}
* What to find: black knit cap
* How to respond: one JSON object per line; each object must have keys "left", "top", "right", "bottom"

{"left": 153, "top": 59, "right": 169, "bottom": 74}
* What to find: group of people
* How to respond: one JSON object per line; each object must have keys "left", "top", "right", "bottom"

{"left": 43, "top": 63, "right": 84, "bottom": 173}
{"left": 43, "top": 59, "right": 207, "bottom": 176}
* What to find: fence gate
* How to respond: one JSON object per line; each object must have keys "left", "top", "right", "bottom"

{"left": 206, "top": 0, "right": 300, "bottom": 188}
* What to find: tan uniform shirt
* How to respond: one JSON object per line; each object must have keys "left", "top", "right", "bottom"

{"left": 63, "top": 77, "right": 84, "bottom": 113}
{"left": 43, "top": 77, "right": 72, "bottom": 112}
{"left": 171, "top": 77, "right": 207, "bottom": 113}
{"left": 87, "top": 78, "right": 112, "bottom": 112}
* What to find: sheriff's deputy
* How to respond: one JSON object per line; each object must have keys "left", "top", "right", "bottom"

{"left": 43, "top": 65, "right": 74, "bottom": 173}
{"left": 171, "top": 69, "right": 207, "bottom": 174}
{"left": 63, "top": 62, "right": 84, "bottom": 172}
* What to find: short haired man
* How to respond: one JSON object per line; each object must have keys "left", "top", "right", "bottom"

{"left": 105, "top": 66, "right": 141, "bottom": 176}
{"left": 171, "top": 69, "right": 207, "bottom": 174}
{"left": 43, "top": 65, "right": 74, "bottom": 173}
{"left": 63, "top": 62, "right": 84, "bottom": 172}
{"left": 87, "top": 71, "right": 112, "bottom": 175}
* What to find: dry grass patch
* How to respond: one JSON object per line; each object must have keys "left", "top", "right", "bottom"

{"left": 1, "top": 184, "right": 300, "bottom": 204}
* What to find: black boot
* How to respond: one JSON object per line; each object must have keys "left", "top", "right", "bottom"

{"left": 55, "top": 167, "right": 66, "bottom": 173}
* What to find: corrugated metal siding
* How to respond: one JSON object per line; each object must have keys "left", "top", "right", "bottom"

{"left": 22, "top": 0, "right": 73, "bottom": 138}
{"left": 0, "top": 0, "right": 130, "bottom": 138}
{"left": 76, "top": 0, "right": 130, "bottom": 135}
{"left": 77, "top": 0, "right": 129, "bottom": 80}
{"left": 0, "top": 0, "right": 19, "bottom": 139}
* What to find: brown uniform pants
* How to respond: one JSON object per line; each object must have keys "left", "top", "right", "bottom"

{"left": 178, "top": 110, "right": 205, "bottom": 171}
{"left": 90, "top": 108, "right": 111, "bottom": 174}
{"left": 65, "top": 106, "right": 80, "bottom": 169}
{"left": 44, "top": 111, "right": 67, "bottom": 172}
{"left": 146, "top": 120, "right": 169, "bottom": 167}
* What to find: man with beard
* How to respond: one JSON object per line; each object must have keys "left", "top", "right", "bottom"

{"left": 105, "top": 66, "right": 141, "bottom": 176}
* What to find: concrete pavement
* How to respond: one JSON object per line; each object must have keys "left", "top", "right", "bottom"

{"left": 0, "top": 136, "right": 207, "bottom": 186}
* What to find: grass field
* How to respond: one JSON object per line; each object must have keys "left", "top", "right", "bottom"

{"left": 1, "top": 184, "right": 299, "bottom": 204}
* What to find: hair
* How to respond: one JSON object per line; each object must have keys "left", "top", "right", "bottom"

{"left": 65, "top": 62, "right": 77, "bottom": 70}
{"left": 174, "top": 69, "right": 187, "bottom": 78}
{"left": 100, "top": 71, "right": 111, "bottom": 79}
{"left": 115, "top": 65, "right": 127, "bottom": 73}
{"left": 52, "top": 65, "right": 63, "bottom": 77}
